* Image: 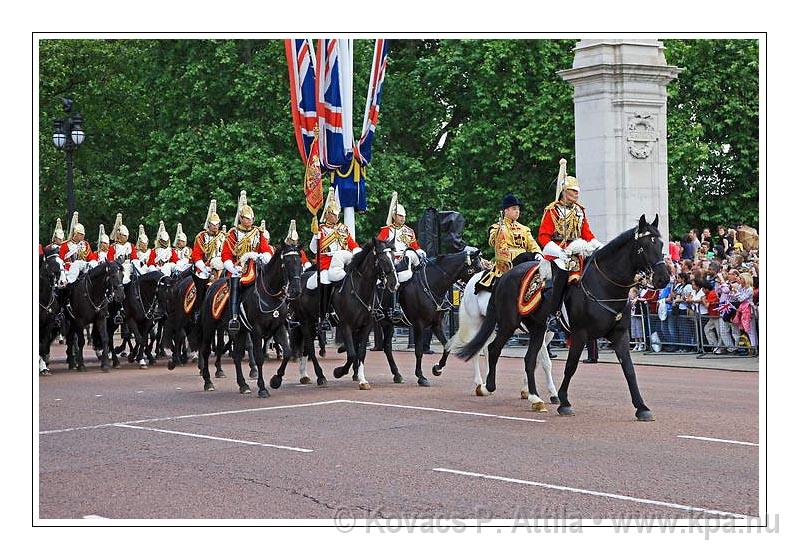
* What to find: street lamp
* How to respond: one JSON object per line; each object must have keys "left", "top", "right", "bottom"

{"left": 52, "top": 98, "right": 86, "bottom": 225}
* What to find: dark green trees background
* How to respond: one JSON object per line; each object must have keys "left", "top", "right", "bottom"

{"left": 38, "top": 39, "right": 759, "bottom": 248}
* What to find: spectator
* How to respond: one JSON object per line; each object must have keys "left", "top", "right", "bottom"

{"left": 731, "top": 272, "right": 757, "bottom": 351}
{"left": 691, "top": 229, "right": 702, "bottom": 254}
{"left": 668, "top": 236, "right": 681, "bottom": 263}
{"left": 700, "top": 280, "right": 722, "bottom": 353}
{"left": 681, "top": 233, "right": 697, "bottom": 261}
{"left": 726, "top": 228, "right": 738, "bottom": 256}
{"left": 629, "top": 287, "right": 645, "bottom": 351}
{"left": 701, "top": 227, "right": 713, "bottom": 245}
{"left": 716, "top": 269, "right": 742, "bottom": 352}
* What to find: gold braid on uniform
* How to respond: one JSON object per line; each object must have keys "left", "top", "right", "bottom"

{"left": 232, "top": 228, "right": 261, "bottom": 258}
{"left": 199, "top": 232, "right": 223, "bottom": 259}
{"left": 555, "top": 206, "right": 581, "bottom": 242}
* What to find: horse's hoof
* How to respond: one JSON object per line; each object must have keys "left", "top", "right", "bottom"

{"left": 167, "top": 361, "right": 176, "bottom": 371}
{"left": 299, "top": 376, "right": 312, "bottom": 385}
{"left": 68, "top": 364, "right": 76, "bottom": 371}
{"left": 127, "top": 356, "right": 135, "bottom": 363}
{"left": 215, "top": 371, "right": 226, "bottom": 379}
{"left": 550, "top": 396, "right": 560, "bottom": 404}
{"left": 240, "top": 385, "right": 251, "bottom": 395}
{"left": 318, "top": 348, "right": 326, "bottom": 357}
{"left": 352, "top": 373, "right": 358, "bottom": 381}
{"left": 475, "top": 384, "right": 491, "bottom": 397}
{"left": 148, "top": 358, "right": 156, "bottom": 365}
{"left": 113, "top": 363, "right": 121, "bottom": 369}
{"left": 432, "top": 364, "right": 443, "bottom": 377}
{"left": 269, "top": 376, "right": 282, "bottom": 389}
{"left": 359, "top": 383, "right": 371, "bottom": 390}
{"left": 417, "top": 377, "right": 431, "bottom": 387}
{"left": 317, "top": 377, "right": 328, "bottom": 387}
{"left": 40, "top": 370, "right": 52, "bottom": 376}
{"left": 77, "top": 365, "right": 87, "bottom": 372}
{"left": 337, "top": 345, "right": 347, "bottom": 354}
{"left": 557, "top": 406, "right": 575, "bottom": 416}
{"left": 249, "top": 370, "right": 258, "bottom": 379}
{"left": 333, "top": 367, "right": 347, "bottom": 379}
{"left": 531, "top": 401, "right": 548, "bottom": 413}
{"left": 101, "top": 366, "right": 110, "bottom": 373}
{"left": 258, "top": 388, "right": 270, "bottom": 398}
{"left": 636, "top": 409, "right": 655, "bottom": 422}
{"left": 393, "top": 374, "right": 404, "bottom": 384}
{"left": 139, "top": 363, "right": 148, "bottom": 370}
{"left": 521, "top": 389, "right": 529, "bottom": 400}
{"left": 204, "top": 382, "right": 215, "bottom": 392}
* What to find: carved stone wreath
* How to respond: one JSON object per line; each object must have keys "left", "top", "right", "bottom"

{"left": 627, "top": 113, "right": 658, "bottom": 159}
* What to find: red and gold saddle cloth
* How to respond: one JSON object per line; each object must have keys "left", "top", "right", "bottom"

{"left": 517, "top": 263, "right": 546, "bottom": 316}
{"left": 183, "top": 282, "right": 197, "bottom": 315}
{"left": 211, "top": 261, "right": 256, "bottom": 320}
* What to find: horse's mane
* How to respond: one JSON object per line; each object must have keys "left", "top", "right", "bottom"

{"left": 86, "top": 261, "right": 109, "bottom": 279}
{"left": 592, "top": 228, "right": 637, "bottom": 261}
{"left": 347, "top": 240, "right": 374, "bottom": 272}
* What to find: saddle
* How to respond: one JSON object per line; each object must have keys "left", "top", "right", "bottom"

{"left": 183, "top": 281, "right": 197, "bottom": 315}
{"left": 517, "top": 262, "right": 546, "bottom": 316}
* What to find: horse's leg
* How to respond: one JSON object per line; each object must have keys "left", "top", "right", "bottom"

{"left": 214, "top": 328, "right": 225, "bottom": 378}
{"left": 609, "top": 329, "right": 653, "bottom": 421}
{"left": 381, "top": 322, "right": 403, "bottom": 384}
{"left": 306, "top": 325, "right": 326, "bottom": 386}
{"left": 484, "top": 324, "right": 516, "bottom": 394}
{"left": 145, "top": 322, "right": 158, "bottom": 365}
{"left": 557, "top": 333, "right": 586, "bottom": 416}
{"left": 97, "top": 316, "right": 111, "bottom": 372}
{"left": 246, "top": 334, "right": 258, "bottom": 379}
{"left": 412, "top": 322, "right": 431, "bottom": 387}
{"left": 354, "top": 327, "right": 371, "bottom": 390}
{"left": 332, "top": 325, "right": 354, "bottom": 381}
{"left": 231, "top": 330, "right": 250, "bottom": 394}
{"left": 431, "top": 322, "right": 449, "bottom": 377}
{"left": 522, "top": 326, "right": 547, "bottom": 412}
{"left": 131, "top": 322, "right": 148, "bottom": 369}
{"left": 199, "top": 323, "right": 215, "bottom": 392}
{"left": 76, "top": 327, "right": 86, "bottom": 371}
{"left": 251, "top": 328, "right": 269, "bottom": 398}
{"left": 538, "top": 330, "right": 559, "bottom": 403}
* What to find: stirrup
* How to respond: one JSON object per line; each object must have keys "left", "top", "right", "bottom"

{"left": 228, "top": 317, "right": 241, "bottom": 333}
{"left": 391, "top": 306, "right": 403, "bottom": 321}
{"left": 113, "top": 312, "right": 124, "bottom": 325}
{"left": 317, "top": 318, "right": 332, "bottom": 332}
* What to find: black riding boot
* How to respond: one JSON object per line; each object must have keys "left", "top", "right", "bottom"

{"left": 317, "top": 283, "right": 332, "bottom": 332}
{"left": 583, "top": 338, "right": 599, "bottom": 364}
{"left": 228, "top": 276, "right": 241, "bottom": 333}
{"left": 391, "top": 291, "right": 403, "bottom": 322}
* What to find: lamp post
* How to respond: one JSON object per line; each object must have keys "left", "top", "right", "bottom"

{"left": 52, "top": 98, "right": 86, "bottom": 225}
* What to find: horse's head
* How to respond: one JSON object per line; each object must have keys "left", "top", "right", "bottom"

{"left": 373, "top": 237, "right": 399, "bottom": 293}
{"left": 154, "top": 274, "right": 175, "bottom": 318}
{"left": 106, "top": 261, "right": 125, "bottom": 303}
{"left": 42, "top": 247, "right": 68, "bottom": 289}
{"left": 459, "top": 246, "right": 485, "bottom": 283}
{"left": 634, "top": 214, "right": 669, "bottom": 289}
{"left": 280, "top": 242, "right": 303, "bottom": 300}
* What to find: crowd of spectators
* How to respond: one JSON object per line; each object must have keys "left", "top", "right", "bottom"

{"left": 630, "top": 225, "right": 759, "bottom": 356}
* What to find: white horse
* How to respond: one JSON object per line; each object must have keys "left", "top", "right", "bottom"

{"left": 448, "top": 267, "right": 559, "bottom": 408}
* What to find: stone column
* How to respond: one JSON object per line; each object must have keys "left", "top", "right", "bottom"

{"left": 558, "top": 40, "right": 681, "bottom": 244}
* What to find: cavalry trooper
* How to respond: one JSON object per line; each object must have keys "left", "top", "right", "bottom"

{"left": 107, "top": 213, "right": 136, "bottom": 283}
{"left": 376, "top": 191, "right": 426, "bottom": 320}
{"left": 132, "top": 225, "right": 152, "bottom": 275}
{"left": 475, "top": 193, "right": 542, "bottom": 293}
{"left": 59, "top": 212, "right": 98, "bottom": 284}
{"left": 95, "top": 224, "right": 110, "bottom": 263}
{"left": 308, "top": 188, "right": 360, "bottom": 331}
{"left": 46, "top": 218, "right": 65, "bottom": 254}
{"left": 221, "top": 191, "right": 273, "bottom": 332}
{"left": 149, "top": 220, "right": 178, "bottom": 274}
{"left": 191, "top": 199, "right": 226, "bottom": 283}
{"left": 173, "top": 223, "right": 192, "bottom": 271}
{"left": 538, "top": 158, "right": 602, "bottom": 328}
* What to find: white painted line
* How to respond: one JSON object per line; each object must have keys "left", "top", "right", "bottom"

{"left": 39, "top": 399, "right": 348, "bottom": 435}
{"left": 112, "top": 424, "right": 313, "bottom": 453}
{"left": 344, "top": 400, "right": 547, "bottom": 423}
{"left": 677, "top": 435, "right": 758, "bottom": 447}
{"left": 434, "top": 468, "right": 753, "bottom": 519}
{"left": 83, "top": 515, "right": 109, "bottom": 519}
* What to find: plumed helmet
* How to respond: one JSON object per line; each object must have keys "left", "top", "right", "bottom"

{"left": 174, "top": 223, "right": 187, "bottom": 245}
{"left": 205, "top": 199, "right": 221, "bottom": 229}
{"left": 118, "top": 225, "right": 129, "bottom": 238}
{"left": 156, "top": 220, "right": 170, "bottom": 246}
{"left": 52, "top": 218, "right": 65, "bottom": 243}
{"left": 110, "top": 213, "right": 124, "bottom": 242}
{"left": 385, "top": 191, "right": 399, "bottom": 226}
{"left": 234, "top": 190, "right": 253, "bottom": 225}
{"left": 554, "top": 158, "right": 580, "bottom": 201}
{"left": 285, "top": 219, "right": 298, "bottom": 245}
{"left": 239, "top": 204, "right": 254, "bottom": 221}
{"left": 68, "top": 212, "right": 84, "bottom": 238}
{"left": 501, "top": 193, "right": 523, "bottom": 210}
{"left": 137, "top": 224, "right": 149, "bottom": 248}
{"left": 98, "top": 224, "right": 109, "bottom": 246}
{"left": 322, "top": 187, "right": 340, "bottom": 218}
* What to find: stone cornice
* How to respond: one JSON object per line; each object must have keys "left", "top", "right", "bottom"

{"left": 558, "top": 63, "right": 682, "bottom": 86}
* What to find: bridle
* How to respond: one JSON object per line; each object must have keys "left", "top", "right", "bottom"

{"left": 348, "top": 245, "right": 395, "bottom": 314}
{"left": 39, "top": 255, "right": 61, "bottom": 315}
{"left": 253, "top": 247, "right": 302, "bottom": 316}
{"left": 84, "top": 264, "right": 119, "bottom": 313}
{"left": 133, "top": 273, "right": 168, "bottom": 320}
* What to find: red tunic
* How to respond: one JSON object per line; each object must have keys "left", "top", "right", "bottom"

{"left": 377, "top": 225, "right": 421, "bottom": 254}
{"left": 538, "top": 201, "right": 595, "bottom": 260}
{"left": 221, "top": 227, "right": 272, "bottom": 266}
{"left": 107, "top": 242, "right": 137, "bottom": 262}
{"left": 313, "top": 223, "right": 359, "bottom": 270}
{"left": 59, "top": 240, "right": 97, "bottom": 269}
{"left": 148, "top": 247, "right": 178, "bottom": 267}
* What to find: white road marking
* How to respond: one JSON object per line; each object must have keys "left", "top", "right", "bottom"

{"left": 83, "top": 515, "right": 109, "bottom": 519}
{"left": 677, "top": 435, "right": 758, "bottom": 447}
{"left": 39, "top": 399, "right": 348, "bottom": 434}
{"left": 112, "top": 424, "right": 313, "bottom": 453}
{"left": 95, "top": 395, "right": 103, "bottom": 398}
{"left": 343, "top": 400, "right": 547, "bottom": 423}
{"left": 434, "top": 468, "right": 753, "bottom": 519}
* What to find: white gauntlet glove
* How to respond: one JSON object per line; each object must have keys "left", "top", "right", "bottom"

{"left": 224, "top": 260, "right": 240, "bottom": 276}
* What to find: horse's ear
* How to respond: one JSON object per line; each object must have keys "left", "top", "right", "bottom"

{"left": 638, "top": 214, "right": 647, "bottom": 231}
{"left": 651, "top": 214, "right": 659, "bottom": 230}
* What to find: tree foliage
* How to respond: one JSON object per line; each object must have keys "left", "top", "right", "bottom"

{"left": 39, "top": 39, "right": 758, "bottom": 249}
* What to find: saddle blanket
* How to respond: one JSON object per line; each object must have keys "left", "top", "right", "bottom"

{"left": 211, "top": 283, "right": 230, "bottom": 321}
{"left": 517, "top": 263, "right": 546, "bottom": 316}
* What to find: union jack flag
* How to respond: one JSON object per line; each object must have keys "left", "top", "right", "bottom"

{"left": 316, "top": 38, "right": 351, "bottom": 171}
{"left": 285, "top": 39, "right": 318, "bottom": 163}
{"left": 355, "top": 39, "right": 390, "bottom": 165}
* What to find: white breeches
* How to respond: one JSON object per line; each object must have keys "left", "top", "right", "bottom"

{"left": 398, "top": 269, "right": 413, "bottom": 283}
{"left": 122, "top": 261, "right": 132, "bottom": 284}
{"left": 66, "top": 260, "right": 89, "bottom": 283}
{"left": 306, "top": 270, "right": 329, "bottom": 291}
{"left": 328, "top": 251, "right": 352, "bottom": 282}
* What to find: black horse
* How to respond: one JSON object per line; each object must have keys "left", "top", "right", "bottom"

{"left": 456, "top": 215, "right": 669, "bottom": 421}
{"left": 62, "top": 261, "right": 125, "bottom": 372}
{"left": 39, "top": 247, "right": 66, "bottom": 375}
{"left": 199, "top": 243, "right": 302, "bottom": 397}
{"left": 373, "top": 248, "right": 484, "bottom": 386}
{"left": 162, "top": 269, "right": 211, "bottom": 371}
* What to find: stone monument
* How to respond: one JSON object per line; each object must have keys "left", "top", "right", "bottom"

{"left": 558, "top": 40, "right": 681, "bottom": 245}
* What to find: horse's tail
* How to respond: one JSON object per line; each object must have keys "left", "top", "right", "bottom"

{"left": 454, "top": 297, "right": 497, "bottom": 361}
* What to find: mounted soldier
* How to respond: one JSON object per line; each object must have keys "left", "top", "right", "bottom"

{"left": 107, "top": 213, "right": 136, "bottom": 284}
{"left": 221, "top": 190, "right": 274, "bottom": 333}
{"left": 308, "top": 188, "right": 361, "bottom": 331}
{"left": 376, "top": 191, "right": 427, "bottom": 320}
{"left": 476, "top": 193, "right": 542, "bottom": 293}
{"left": 59, "top": 212, "right": 98, "bottom": 284}
{"left": 95, "top": 224, "right": 110, "bottom": 263}
{"left": 149, "top": 220, "right": 178, "bottom": 274}
{"left": 132, "top": 224, "right": 152, "bottom": 276}
{"left": 538, "top": 158, "right": 602, "bottom": 315}
{"left": 173, "top": 223, "right": 192, "bottom": 270}
{"left": 191, "top": 199, "right": 225, "bottom": 283}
